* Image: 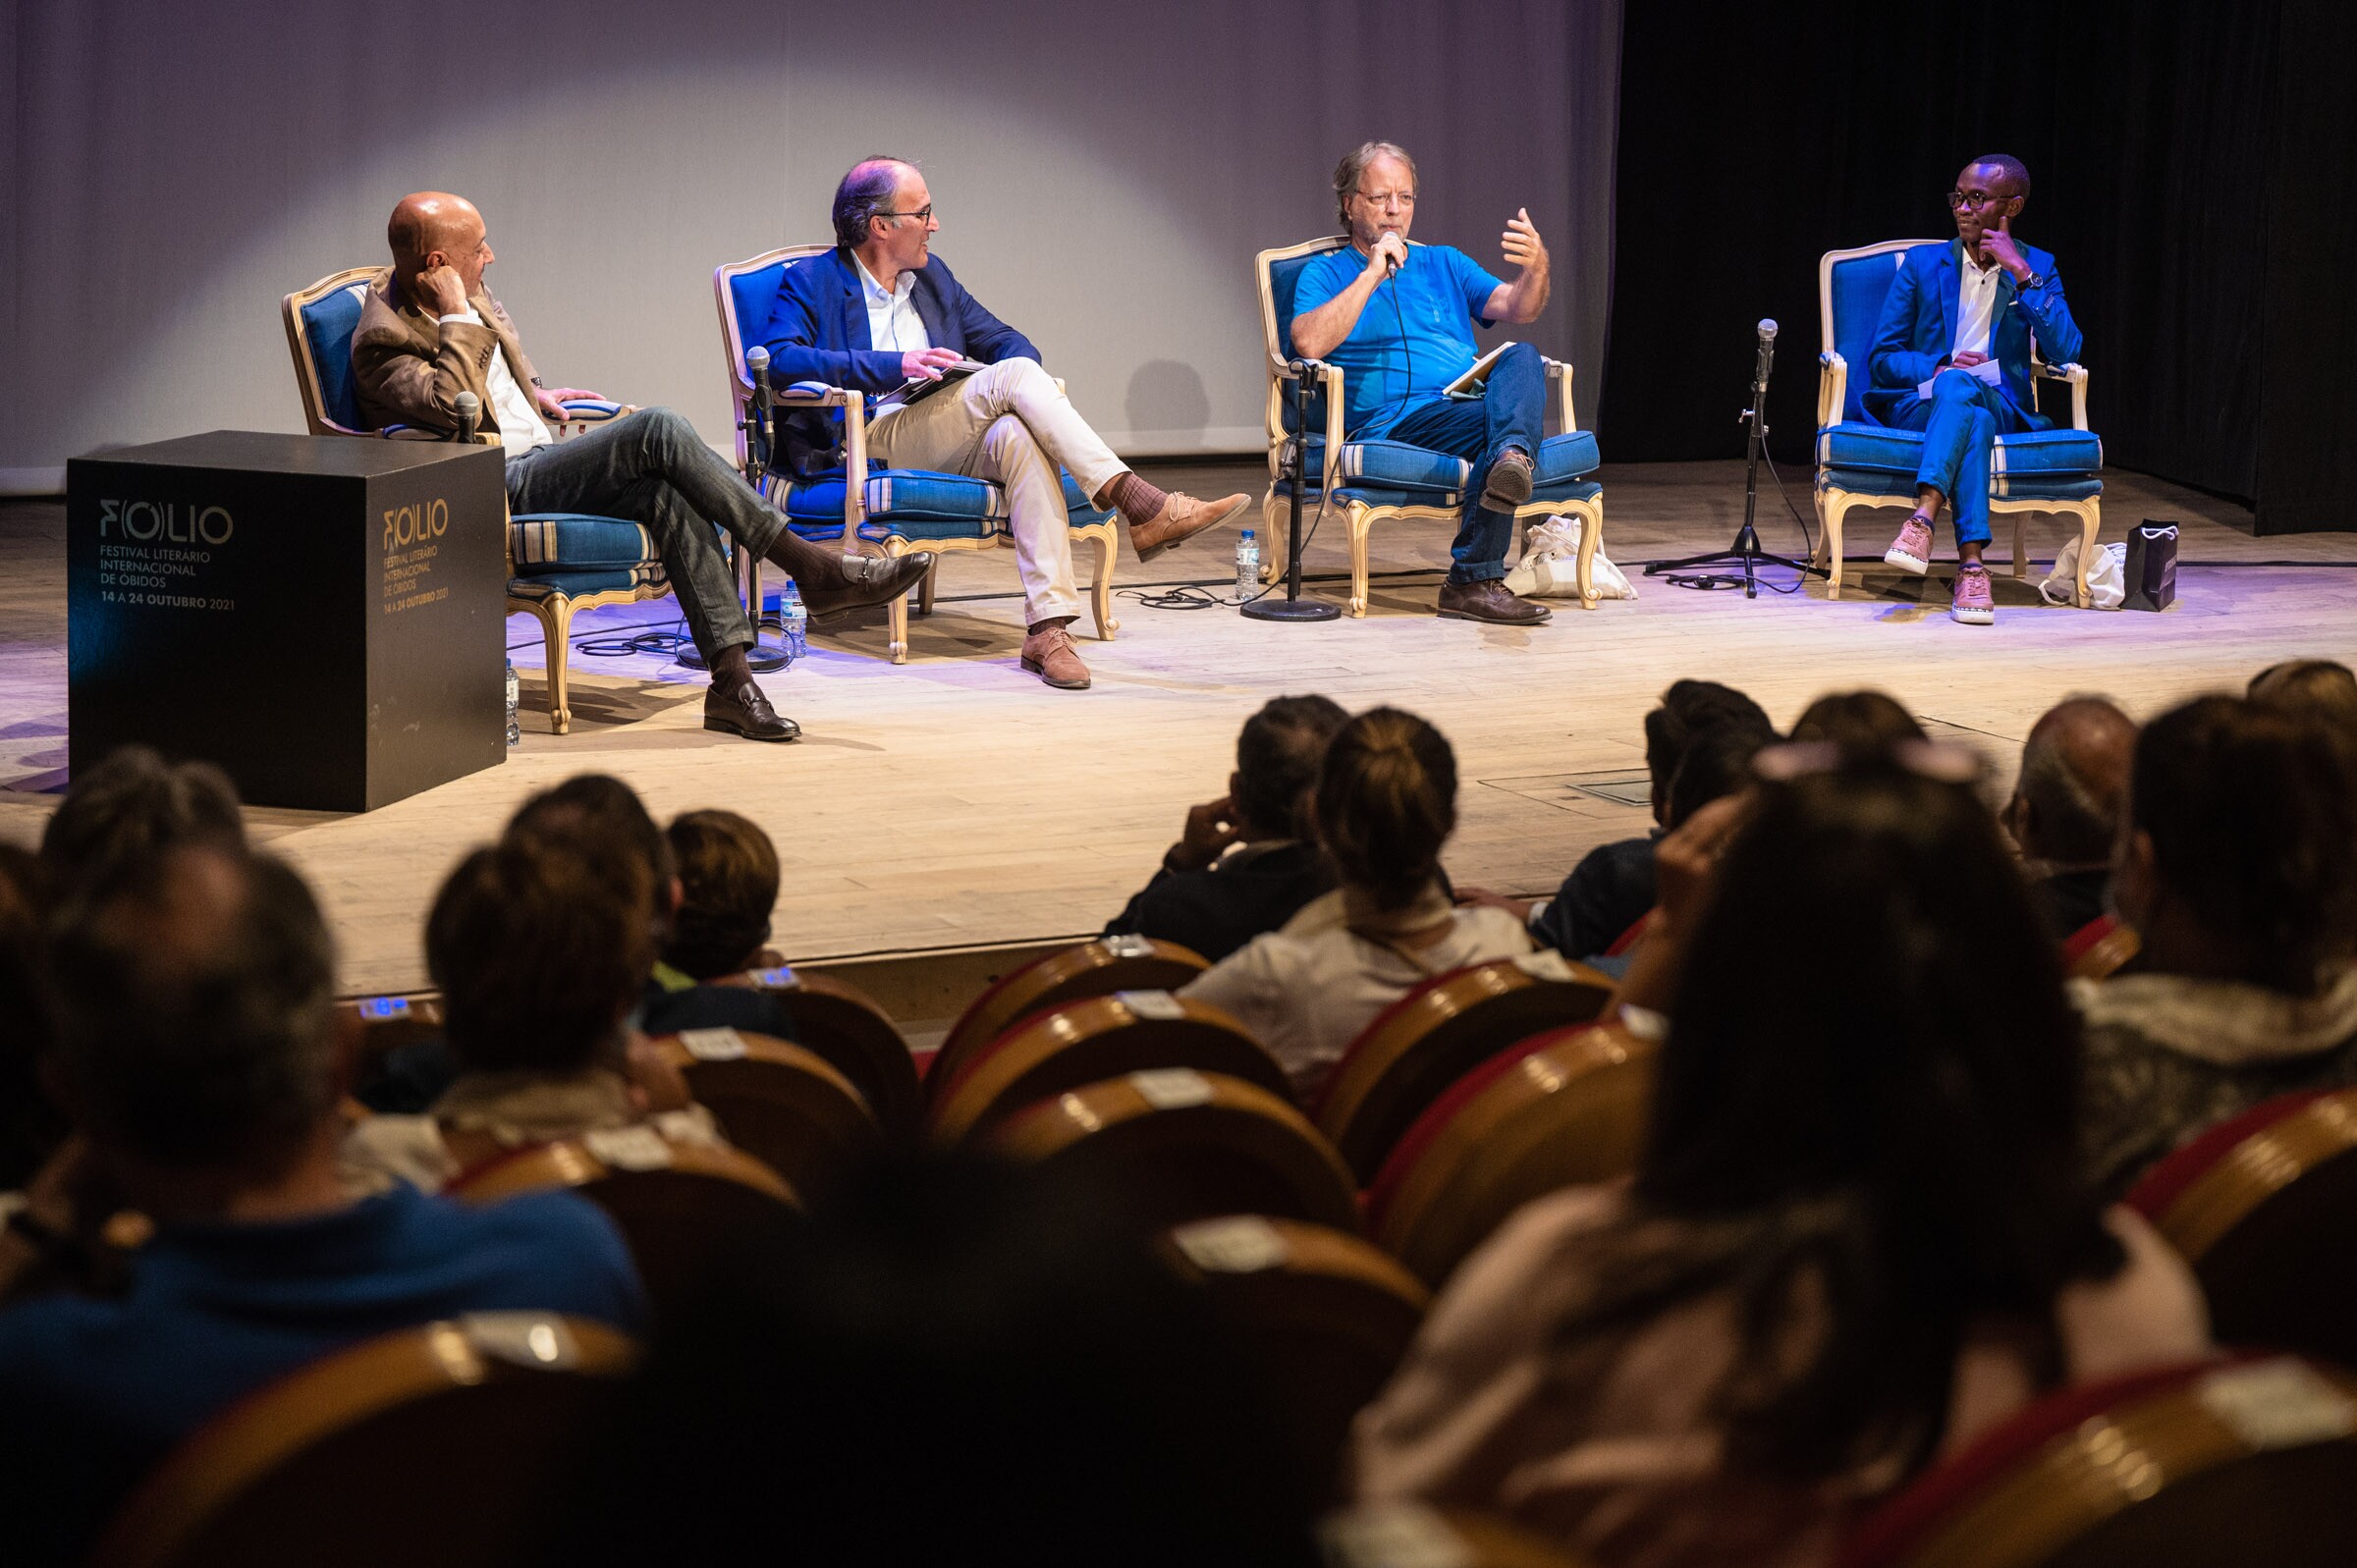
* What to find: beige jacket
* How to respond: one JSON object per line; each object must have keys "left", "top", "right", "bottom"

{"left": 351, "top": 268, "right": 540, "bottom": 436}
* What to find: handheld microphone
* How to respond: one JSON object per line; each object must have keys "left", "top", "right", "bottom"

{"left": 746, "top": 346, "right": 775, "bottom": 413}
{"left": 1752, "top": 319, "right": 1778, "bottom": 391}
{"left": 454, "top": 390, "right": 481, "bottom": 443}
{"left": 1382, "top": 240, "right": 1403, "bottom": 280}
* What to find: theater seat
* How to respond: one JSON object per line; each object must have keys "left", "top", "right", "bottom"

{"left": 1368, "top": 1021, "right": 1659, "bottom": 1287}
{"left": 1317, "top": 954, "right": 1617, "bottom": 1183}
{"left": 2125, "top": 1087, "right": 2357, "bottom": 1366}
{"left": 91, "top": 1315, "right": 635, "bottom": 1568}
{"left": 927, "top": 935, "right": 1213, "bottom": 1105}
{"left": 448, "top": 1137, "right": 798, "bottom": 1321}
{"left": 645, "top": 1029, "right": 883, "bottom": 1199}
{"left": 987, "top": 1071, "right": 1359, "bottom": 1232}
{"left": 1323, "top": 1502, "right": 1605, "bottom": 1568}
{"left": 927, "top": 991, "right": 1292, "bottom": 1146}
{"left": 1840, "top": 1356, "right": 2357, "bottom": 1568}
{"left": 1166, "top": 1216, "right": 1428, "bottom": 1499}
{"left": 708, "top": 966, "right": 921, "bottom": 1136}
{"left": 2063, "top": 913, "right": 2141, "bottom": 982}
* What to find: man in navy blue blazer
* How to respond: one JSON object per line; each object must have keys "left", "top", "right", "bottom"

{"left": 1866, "top": 155, "right": 2084, "bottom": 626}
{"left": 756, "top": 158, "right": 1249, "bottom": 690}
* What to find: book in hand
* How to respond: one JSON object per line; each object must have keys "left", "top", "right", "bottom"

{"left": 1445, "top": 342, "right": 1520, "bottom": 398}
{"left": 879, "top": 356, "right": 988, "bottom": 410}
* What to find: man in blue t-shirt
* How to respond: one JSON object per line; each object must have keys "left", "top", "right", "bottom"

{"left": 1289, "top": 140, "right": 1557, "bottom": 625}
{"left": 0, "top": 845, "right": 648, "bottom": 1565}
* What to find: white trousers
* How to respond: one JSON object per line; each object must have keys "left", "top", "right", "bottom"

{"left": 865, "top": 357, "right": 1128, "bottom": 625}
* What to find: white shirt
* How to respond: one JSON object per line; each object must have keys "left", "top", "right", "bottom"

{"left": 854, "top": 255, "right": 929, "bottom": 358}
{"left": 439, "top": 308, "right": 551, "bottom": 455}
{"left": 1953, "top": 255, "right": 2003, "bottom": 360}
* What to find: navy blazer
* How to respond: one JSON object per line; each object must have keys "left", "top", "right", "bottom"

{"left": 1864, "top": 239, "right": 2083, "bottom": 427}
{"left": 756, "top": 247, "right": 1040, "bottom": 475}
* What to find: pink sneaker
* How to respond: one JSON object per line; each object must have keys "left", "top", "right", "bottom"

{"left": 1883, "top": 514, "right": 1934, "bottom": 574}
{"left": 1950, "top": 562, "right": 1995, "bottom": 625}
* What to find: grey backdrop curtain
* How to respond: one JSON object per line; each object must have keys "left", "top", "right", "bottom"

{"left": 0, "top": 0, "right": 1619, "bottom": 486}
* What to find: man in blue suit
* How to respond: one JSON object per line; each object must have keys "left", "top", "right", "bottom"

{"left": 1866, "top": 155, "right": 2083, "bottom": 625}
{"left": 757, "top": 158, "right": 1248, "bottom": 690}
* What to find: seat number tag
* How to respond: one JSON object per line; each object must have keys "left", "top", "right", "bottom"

{"left": 680, "top": 1027, "right": 748, "bottom": 1061}
{"left": 1117, "top": 989, "right": 1186, "bottom": 1021}
{"left": 2198, "top": 1358, "right": 2357, "bottom": 1449}
{"left": 749, "top": 966, "right": 796, "bottom": 989}
{"left": 1129, "top": 1067, "right": 1214, "bottom": 1108}
{"left": 1103, "top": 934, "right": 1154, "bottom": 959}
{"left": 583, "top": 1125, "right": 674, "bottom": 1171}
{"left": 1172, "top": 1216, "right": 1289, "bottom": 1274}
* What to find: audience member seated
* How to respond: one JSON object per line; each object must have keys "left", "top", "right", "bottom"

{"left": 0, "top": 845, "right": 645, "bottom": 1567}
{"left": 2076, "top": 695, "right": 2357, "bottom": 1198}
{"left": 1785, "top": 688, "right": 1925, "bottom": 753}
{"left": 1462, "top": 679, "right": 1774, "bottom": 965}
{"left": 35, "top": 743, "right": 245, "bottom": 899}
{"left": 662, "top": 808, "right": 787, "bottom": 980}
{"left": 2248, "top": 657, "right": 2357, "bottom": 739}
{"left": 1183, "top": 707, "right": 1533, "bottom": 1102}
{"left": 341, "top": 833, "right": 726, "bottom": 1194}
{"left": 1105, "top": 695, "right": 1347, "bottom": 963}
{"left": 2001, "top": 696, "right": 2136, "bottom": 942}
{"left": 539, "top": 1153, "right": 1318, "bottom": 1567}
{"left": 1350, "top": 748, "right": 2210, "bottom": 1568}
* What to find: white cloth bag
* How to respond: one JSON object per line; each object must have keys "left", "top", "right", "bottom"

{"left": 1506, "top": 514, "right": 1635, "bottom": 600}
{"left": 2039, "top": 536, "right": 2126, "bottom": 610}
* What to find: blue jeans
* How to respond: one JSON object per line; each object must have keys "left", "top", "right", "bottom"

{"left": 1888, "top": 368, "right": 2031, "bottom": 546}
{"left": 1380, "top": 342, "right": 1546, "bottom": 584}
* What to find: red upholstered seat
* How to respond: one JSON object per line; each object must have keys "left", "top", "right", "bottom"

{"left": 926, "top": 937, "right": 1210, "bottom": 1109}
{"left": 2125, "top": 1088, "right": 2338, "bottom": 1223}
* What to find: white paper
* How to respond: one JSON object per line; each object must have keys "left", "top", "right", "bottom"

{"left": 1918, "top": 357, "right": 2003, "bottom": 399}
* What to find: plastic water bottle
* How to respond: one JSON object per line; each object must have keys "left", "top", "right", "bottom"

{"left": 503, "top": 659, "right": 521, "bottom": 748}
{"left": 1235, "top": 529, "right": 1261, "bottom": 598}
{"left": 780, "top": 581, "right": 808, "bottom": 662}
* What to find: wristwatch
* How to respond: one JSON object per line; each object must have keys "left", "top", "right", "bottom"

{"left": 2017, "top": 271, "right": 2049, "bottom": 294}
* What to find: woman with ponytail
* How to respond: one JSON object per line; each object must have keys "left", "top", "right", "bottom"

{"left": 1182, "top": 707, "right": 1533, "bottom": 1101}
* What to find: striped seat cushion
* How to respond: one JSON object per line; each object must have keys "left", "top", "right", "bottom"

{"left": 1816, "top": 422, "right": 2103, "bottom": 477}
{"left": 509, "top": 514, "right": 660, "bottom": 573}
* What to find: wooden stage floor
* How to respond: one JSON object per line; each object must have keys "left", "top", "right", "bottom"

{"left": 4, "top": 460, "right": 2352, "bottom": 999}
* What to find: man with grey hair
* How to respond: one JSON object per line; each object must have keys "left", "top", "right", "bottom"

{"left": 758, "top": 156, "right": 1251, "bottom": 690}
{"left": 1288, "top": 140, "right": 1557, "bottom": 625}
{"left": 2004, "top": 695, "right": 2138, "bottom": 941}
{"left": 0, "top": 845, "right": 646, "bottom": 1562}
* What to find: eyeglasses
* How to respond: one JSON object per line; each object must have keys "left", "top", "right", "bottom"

{"left": 878, "top": 205, "right": 934, "bottom": 224}
{"left": 1946, "top": 189, "right": 2008, "bottom": 211}
{"left": 1355, "top": 189, "right": 1417, "bottom": 208}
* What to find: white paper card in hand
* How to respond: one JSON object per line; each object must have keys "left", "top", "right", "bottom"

{"left": 1117, "top": 989, "right": 1186, "bottom": 1020}
{"left": 1129, "top": 1068, "right": 1215, "bottom": 1109}
{"left": 1171, "top": 1216, "right": 1290, "bottom": 1274}
{"left": 583, "top": 1124, "right": 674, "bottom": 1171}
{"left": 679, "top": 1027, "right": 748, "bottom": 1061}
{"left": 1512, "top": 950, "right": 1576, "bottom": 982}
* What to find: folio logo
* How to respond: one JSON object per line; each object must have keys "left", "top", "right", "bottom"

{"left": 98, "top": 500, "right": 234, "bottom": 544}
{"left": 382, "top": 499, "right": 450, "bottom": 549}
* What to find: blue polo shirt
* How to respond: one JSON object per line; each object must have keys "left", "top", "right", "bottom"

{"left": 1290, "top": 243, "right": 1506, "bottom": 438}
{"left": 0, "top": 1183, "right": 647, "bottom": 1565}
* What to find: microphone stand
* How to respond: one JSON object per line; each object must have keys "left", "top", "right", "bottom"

{"left": 681, "top": 351, "right": 790, "bottom": 672}
{"left": 1240, "top": 364, "right": 1341, "bottom": 622}
{"left": 1646, "top": 324, "right": 1826, "bottom": 599}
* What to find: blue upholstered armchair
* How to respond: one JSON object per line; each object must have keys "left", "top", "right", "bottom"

{"left": 712, "top": 244, "right": 1120, "bottom": 666}
{"left": 1813, "top": 240, "right": 2103, "bottom": 606}
{"left": 1254, "top": 237, "right": 1607, "bottom": 619}
{"left": 282, "top": 266, "right": 663, "bottom": 734}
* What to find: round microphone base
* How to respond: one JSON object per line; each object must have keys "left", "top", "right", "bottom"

{"left": 677, "top": 635, "right": 792, "bottom": 675}
{"left": 1240, "top": 595, "right": 1342, "bottom": 623}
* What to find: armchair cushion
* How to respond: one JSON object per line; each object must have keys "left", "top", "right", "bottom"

{"left": 1300, "top": 429, "right": 1603, "bottom": 500}
{"left": 1531, "top": 430, "right": 1604, "bottom": 485}
{"left": 557, "top": 400, "right": 624, "bottom": 420}
{"left": 1818, "top": 466, "right": 2104, "bottom": 504}
{"left": 1816, "top": 422, "right": 2102, "bottom": 477}
{"left": 510, "top": 514, "right": 661, "bottom": 574}
{"left": 298, "top": 281, "right": 374, "bottom": 431}
{"left": 507, "top": 566, "right": 665, "bottom": 601}
{"left": 1271, "top": 480, "right": 1462, "bottom": 511}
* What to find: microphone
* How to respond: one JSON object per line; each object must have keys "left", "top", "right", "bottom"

{"left": 454, "top": 390, "right": 481, "bottom": 443}
{"left": 1752, "top": 319, "right": 1778, "bottom": 391}
{"left": 745, "top": 346, "right": 775, "bottom": 413}
{"left": 1382, "top": 241, "right": 1403, "bottom": 280}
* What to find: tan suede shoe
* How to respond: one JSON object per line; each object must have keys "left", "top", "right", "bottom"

{"left": 1130, "top": 491, "right": 1251, "bottom": 562}
{"left": 1019, "top": 622, "right": 1092, "bottom": 689}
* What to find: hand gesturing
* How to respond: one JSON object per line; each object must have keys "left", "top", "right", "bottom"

{"left": 1501, "top": 208, "right": 1548, "bottom": 273}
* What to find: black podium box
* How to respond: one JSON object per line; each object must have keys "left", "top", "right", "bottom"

{"left": 68, "top": 431, "right": 509, "bottom": 812}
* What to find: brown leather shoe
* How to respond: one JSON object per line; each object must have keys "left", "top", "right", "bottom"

{"left": 1436, "top": 577, "right": 1552, "bottom": 625}
{"left": 704, "top": 680, "right": 800, "bottom": 742}
{"left": 1129, "top": 491, "right": 1251, "bottom": 562}
{"left": 1019, "top": 621, "right": 1092, "bottom": 689}
{"left": 1480, "top": 448, "right": 1535, "bottom": 512}
{"left": 800, "top": 551, "right": 937, "bottom": 622}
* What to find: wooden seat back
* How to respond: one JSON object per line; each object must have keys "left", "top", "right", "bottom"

{"left": 927, "top": 936, "right": 1211, "bottom": 1106}
{"left": 1368, "top": 1021, "right": 1659, "bottom": 1287}
{"left": 712, "top": 966, "right": 921, "bottom": 1134}
{"left": 1323, "top": 1502, "right": 1606, "bottom": 1567}
{"left": 2127, "top": 1087, "right": 2357, "bottom": 1366}
{"left": 449, "top": 1137, "right": 798, "bottom": 1319}
{"left": 2063, "top": 913, "right": 2141, "bottom": 981}
{"left": 927, "top": 991, "right": 1291, "bottom": 1146}
{"left": 1841, "top": 1356, "right": 2357, "bottom": 1568}
{"left": 1317, "top": 955, "right": 1616, "bottom": 1182}
{"left": 91, "top": 1315, "right": 636, "bottom": 1568}
{"left": 1166, "top": 1217, "right": 1428, "bottom": 1499}
{"left": 985, "top": 1070, "right": 1359, "bottom": 1232}
{"left": 647, "top": 1029, "right": 884, "bottom": 1199}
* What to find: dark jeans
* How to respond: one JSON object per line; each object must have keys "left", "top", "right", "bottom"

{"left": 1383, "top": 341, "right": 1546, "bottom": 584}
{"left": 505, "top": 406, "right": 788, "bottom": 663}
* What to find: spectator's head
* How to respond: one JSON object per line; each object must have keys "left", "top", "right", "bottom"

{"left": 1315, "top": 708, "right": 1455, "bottom": 912}
{"left": 1663, "top": 723, "right": 1772, "bottom": 829}
{"left": 663, "top": 810, "right": 780, "bottom": 981}
{"left": 545, "top": 1154, "right": 1313, "bottom": 1568}
{"left": 1643, "top": 680, "right": 1774, "bottom": 824}
{"left": 2004, "top": 696, "right": 2137, "bottom": 868}
{"left": 39, "top": 745, "right": 244, "bottom": 900}
{"left": 1231, "top": 695, "right": 1349, "bottom": 841}
{"left": 2115, "top": 696, "right": 2357, "bottom": 996}
{"left": 507, "top": 773, "right": 678, "bottom": 933}
{"left": 45, "top": 846, "right": 341, "bottom": 1212}
{"left": 1630, "top": 746, "right": 2106, "bottom": 1478}
{"left": 427, "top": 834, "right": 655, "bottom": 1075}
{"left": 2249, "top": 659, "right": 2357, "bottom": 738}
{"left": 1787, "top": 689, "right": 1926, "bottom": 756}
{"left": 0, "top": 845, "right": 60, "bottom": 1188}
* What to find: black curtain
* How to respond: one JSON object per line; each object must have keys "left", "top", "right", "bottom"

{"left": 1601, "top": 1, "right": 2279, "bottom": 505}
